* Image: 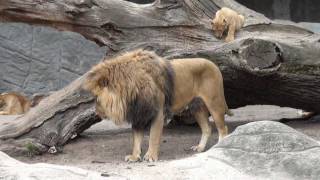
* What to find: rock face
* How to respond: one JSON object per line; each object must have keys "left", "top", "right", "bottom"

{"left": 170, "top": 121, "right": 320, "bottom": 180}
{"left": 0, "top": 23, "right": 106, "bottom": 95}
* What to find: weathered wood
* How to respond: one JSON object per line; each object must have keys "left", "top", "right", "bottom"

{"left": 0, "top": 75, "right": 101, "bottom": 155}
{"left": 0, "top": 0, "right": 319, "bottom": 155}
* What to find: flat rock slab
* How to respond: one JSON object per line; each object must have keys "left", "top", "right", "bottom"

{"left": 3, "top": 121, "right": 320, "bottom": 179}
{"left": 0, "top": 151, "right": 125, "bottom": 180}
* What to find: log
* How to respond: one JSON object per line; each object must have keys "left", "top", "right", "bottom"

{"left": 0, "top": 0, "right": 319, "bottom": 155}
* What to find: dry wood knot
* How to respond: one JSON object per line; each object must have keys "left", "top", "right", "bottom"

{"left": 237, "top": 39, "right": 283, "bottom": 75}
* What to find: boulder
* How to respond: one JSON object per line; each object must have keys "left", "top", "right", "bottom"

{"left": 170, "top": 121, "right": 320, "bottom": 179}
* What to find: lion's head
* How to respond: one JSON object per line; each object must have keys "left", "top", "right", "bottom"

{"left": 83, "top": 50, "right": 164, "bottom": 126}
{"left": 84, "top": 68, "right": 128, "bottom": 124}
{"left": 211, "top": 15, "right": 227, "bottom": 39}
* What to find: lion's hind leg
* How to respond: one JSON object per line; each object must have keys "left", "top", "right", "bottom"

{"left": 191, "top": 108, "right": 211, "bottom": 152}
{"left": 201, "top": 96, "right": 228, "bottom": 142}
{"left": 211, "top": 110, "right": 228, "bottom": 141}
{"left": 225, "top": 22, "right": 236, "bottom": 42}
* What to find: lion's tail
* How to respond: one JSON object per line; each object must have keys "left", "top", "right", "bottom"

{"left": 225, "top": 103, "right": 234, "bottom": 116}
{"left": 221, "top": 84, "right": 233, "bottom": 116}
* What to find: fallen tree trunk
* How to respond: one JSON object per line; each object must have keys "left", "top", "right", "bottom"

{"left": 0, "top": 0, "right": 319, "bottom": 155}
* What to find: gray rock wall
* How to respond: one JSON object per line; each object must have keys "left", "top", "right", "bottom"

{"left": 0, "top": 23, "right": 107, "bottom": 96}
{"left": 236, "top": 0, "right": 320, "bottom": 23}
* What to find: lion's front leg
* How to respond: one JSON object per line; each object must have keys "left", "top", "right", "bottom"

{"left": 125, "top": 129, "right": 144, "bottom": 162}
{"left": 143, "top": 108, "right": 164, "bottom": 162}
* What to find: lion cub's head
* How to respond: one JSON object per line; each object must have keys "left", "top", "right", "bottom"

{"left": 211, "top": 16, "right": 228, "bottom": 38}
{"left": 211, "top": 7, "right": 245, "bottom": 41}
{"left": 211, "top": 8, "right": 230, "bottom": 38}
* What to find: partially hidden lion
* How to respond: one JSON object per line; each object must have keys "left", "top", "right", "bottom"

{"left": 211, "top": 7, "right": 245, "bottom": 42}
{"left": 83, "top": 49, "right": 232, "bottom": 162}
{"left": 0, "top": 92, "right": 31, "bottom": 115}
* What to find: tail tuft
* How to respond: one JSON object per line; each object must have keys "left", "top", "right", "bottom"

{"left": 226, "top": 109, "right": 234, "bottom": 116}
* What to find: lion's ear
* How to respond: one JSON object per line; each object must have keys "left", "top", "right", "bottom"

{"left": 98, "top": 78, "right": 108, "bottom": 87}
{"left": 83, "top": 71, "right": 107, "bottom": 95}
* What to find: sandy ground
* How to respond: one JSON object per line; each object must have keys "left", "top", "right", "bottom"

{"left": 11, "top": 105, "right": 320, "bottom": 177}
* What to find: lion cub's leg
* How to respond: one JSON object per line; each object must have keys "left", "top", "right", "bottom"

{"left": 225, "top": 18, "right": 236, "bottom": 42}
{"left": 125, "top": 129, "right": 144, "bottom": 162}
{"left": 143, "top": 108, "right": 164, "bottom": 162}
{"left": 191, "top": 109, "right": 211, "bottom": 152}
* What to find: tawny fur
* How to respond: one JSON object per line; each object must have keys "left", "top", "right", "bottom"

{"left": 83, "top": 49, "right": 231, "bottom": 162}
{"left": 0, "top": 92, "right": 31, "bottom": 115}
{"left": 211, "top": 7, "right": 245, "bottom": 42}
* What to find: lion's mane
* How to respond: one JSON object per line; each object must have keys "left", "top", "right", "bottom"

{"left": 84, "top": 49, "right": 174, "bottom": 129}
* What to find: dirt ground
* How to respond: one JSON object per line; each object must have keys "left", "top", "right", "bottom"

{"left": 14, "top": 105, "right": 320, "bottom": 176}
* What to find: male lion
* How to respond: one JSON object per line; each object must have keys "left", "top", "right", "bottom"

{"left": 211, "top": 7, "right": 245, "bottom": 42}
{"left": 0, "top": 92, "right": 31, "bottom": 115}
{"left": 83, "top": 49, "right": 231, "bottom": 162}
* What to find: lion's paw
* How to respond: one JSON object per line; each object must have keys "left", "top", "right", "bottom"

{"left": 225, "top": 36, "right": 234, "bottom": 42}
{"left": 143, "top": 151, "right": 158, "bottom": 162}
{"left": 190, "top": 145, "right": 205, "bottom": 152}
{"left": 125, "top": 154, "right": 141, "bottom": 162}
{"left": 0, "top": 111, "right": 8, "bottom": 115}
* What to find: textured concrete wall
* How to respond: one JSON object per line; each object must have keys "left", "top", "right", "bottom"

{"left": 0, "top": 23, "right": 107, "bottom": 95}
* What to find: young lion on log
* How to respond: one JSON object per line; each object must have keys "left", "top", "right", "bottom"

{"left": 211, "top": 7, "right": 245, "bottom": 42}
{"left": 0, "top": 92, "right": 31, "bottom": 115}
{"left": 83, "top": 49, "right": 231, "bottom": 162}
